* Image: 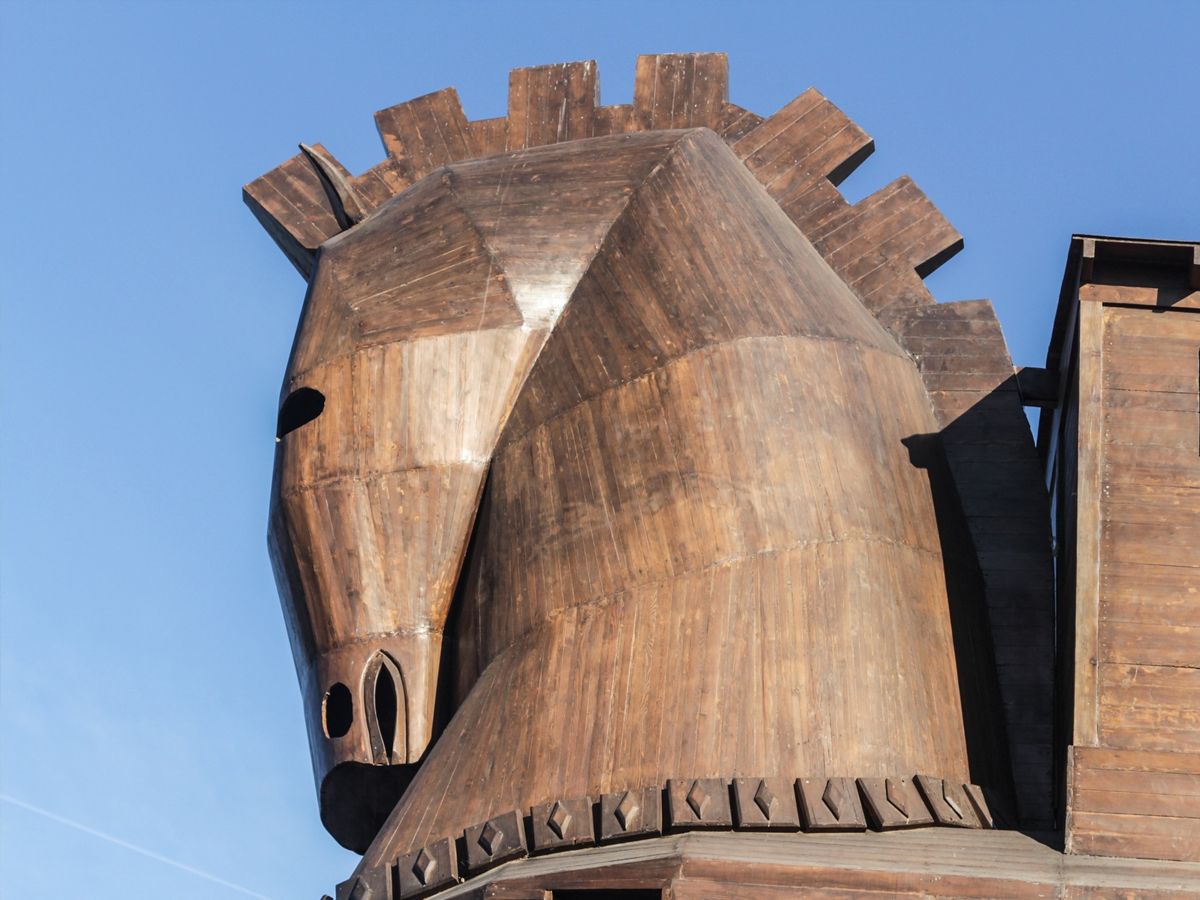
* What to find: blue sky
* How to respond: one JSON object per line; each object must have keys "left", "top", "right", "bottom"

{"left": 1, "top": 1, "right": 1196, "bottom": 897}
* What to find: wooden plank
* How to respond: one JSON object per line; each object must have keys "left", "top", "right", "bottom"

{"left": 1074, "top": 298, "right": 1105, "bottom": 747}
{"left": 243, "top": 147, "right": 345, "bottom": 278}
{"left": 374, "top": 87, "right": 474, "bottom": 180}
{"left": 812, "top": 176, "right": 962, "bottom": 312}
{"left": 1101, "top": 621, "right": 1200, "bottom": 668}
{"left": 507, "top": 60, "right": 597, "bottom": 150}
{"left": 1075, "top": 746, "right": 1200, "bottom": 775}
{"left": 469, "top": 116, "right": 509, "bottom": 158}
{"left": 1069, "top": 811, "right": 1200, "bottom": 863}
{"left": 715, "top": 103, "right": 763, "bottom": 142}
{"left": 632, "top": 52, "right": 728, "bottom": 131}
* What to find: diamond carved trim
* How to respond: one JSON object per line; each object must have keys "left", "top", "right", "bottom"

{"left": 797, "top": 777, "right": 867, "bottom": 831}
{"left": 857, "top": 777, "right": 934, "bottom": 830}
{"left": 530, "top": 796, "right": 594, "bottom": 853}
{"left": 339, "top": 773, "right": 993, "bottom": 896}
{"left": 667, "top": 777, "right": 732, "bottom": 829}
{"left": 463, "top": 810, "right": 528, "bottom": 874}
{"left": 396, "top": 837, "right": 458, "bottom": 898}
{"left": 599, "top": 786, "right": 662, "bottom": 843}
{"left": 914, "top": 774, "right": 983, "bottom": 829}
{"left": 732, "top": 777, "right": 800, "bottom": 829}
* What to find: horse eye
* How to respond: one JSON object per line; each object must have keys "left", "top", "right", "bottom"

{"left": 276, "top": 387, "right": 325, "bottom": 439}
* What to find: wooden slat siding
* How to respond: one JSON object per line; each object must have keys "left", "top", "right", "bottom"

{"left": 469, "top": 116, "right": 508, "bottom": 158}
{"left": 243, "top": 147, "right": 345, "bottom": 278}
{"left": 882, "top": 299, "right": 1056, "bottom": 828}
{"left": 1081, "top": 281, "right": 1200, "bottom": 312}
{"left": 506, "top": 61, "right": 597, "bottom": 150}
{"left": 1067, "top": 301, "right": 1200, "bottom": 862}
{"left": 632, "top": 52, "right": 728, "bottom": 130}
{"left": 715, "top": 102, "right": 763, "bottom": 142}
{"left": 1092, "top": 305, "right": 1200, "bottom": 765}
{"left": 447, "top": 131, "right": 684, "bottom": 323}
{"left": 1069, "top": 748, "right": 1200, "bottom": 863}
{"left": 374, "top": 87, "right": 474, "bottom": 181}
{"left": 813, "top": 176, "right": 962, "bottom": 313}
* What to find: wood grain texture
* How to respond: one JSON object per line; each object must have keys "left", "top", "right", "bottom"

{"left": 247, "top": 55, "right": 1075, "bottom": 889}
{"left": 1046, "top": 238, "right": 1200, "bottom": 867}
{"left": 1069, "top": 747, "right": 1200, "bottom": 863}
{"left": 271, "top": 132, "right": 687, "bottom": 851}
{"left": 367, "top": 830, "right": 1200, "bottom": 898}
{"left": 356, "top": 128, "right": 993, "bottom": 869}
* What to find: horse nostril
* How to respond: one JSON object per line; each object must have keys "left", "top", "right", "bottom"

{"left": 276, "top": 387, "right": 325, "bottom": 440}
{"left": 322, "top": 682, "right": 352, "bottom": 738}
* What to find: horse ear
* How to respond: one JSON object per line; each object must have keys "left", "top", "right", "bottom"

{"left": 300, "top": 143, "right": 368, "bottom": 229}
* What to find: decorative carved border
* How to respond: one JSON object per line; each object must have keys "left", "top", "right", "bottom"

{"left": 332, "top": 773, "right": 994, "bottom": 900}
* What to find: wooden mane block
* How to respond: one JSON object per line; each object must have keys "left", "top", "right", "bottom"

{"left": 243, "top": 145, "right": 345, "bottom": 279}
{"left": 374, "top": 87, "right": 474, "bottom": 181}
{"left": 633, "top": 52, "right": 729, "bottom": 131}
{"left": 730, "top": 88, "right": 872, "bottom": 239}
{"left": 507, "top": 60, "right": 598, "bottom": 150}
{"left": 813, "top": 175, "right": 963, "bottom": 312}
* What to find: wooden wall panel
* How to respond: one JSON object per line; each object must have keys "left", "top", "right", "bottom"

{"left": 1096, "top": 306, "right": 1200, "bottom": 757}
{"left": 1064, "top": 302, "right": 1200, "bottom": 863}
{"left": 1069, "top": 748, "right": 1200, "bottom": 863}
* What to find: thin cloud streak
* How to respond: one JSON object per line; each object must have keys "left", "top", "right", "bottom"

{"left": 0, "top": 794, "right": 276, "bottom": 900}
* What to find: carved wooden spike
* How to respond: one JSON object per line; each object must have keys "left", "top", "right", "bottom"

{"left": 797, "top": 778, "right": 867, "bottom": 831}
{"left": 857, "top": 777, "right": 935, "bottom": 830}
{"left": 374, "top": 87, "right": 473, "bottom": 181}
{"left": 529, "top": 796, "right": 595, "bottom": 853}
{"left": 395, "top": 837, "right": 458, "bottom": 898}
{"left": 732, "top": 777, "right": 801, "bottom": 830}
{"left": 598, "top": 787, "right": 662, "bottom": 843}
{"left": 633, "top": 52, "right": 728, "bottom": 130}
{"left": 667, "top": 778, "right": 732, "bottom": 829}
{"left": 300, "top": 143, "right": 368, "bottom": 229}
{"left": 243, "top": 147, "right": 345, "bottom": 278}
{"left": 813, "top": 175, "right": 963, "bottom": 312}
{"left": 507, "top": 61, "right": 597, "bottom": 150}
{"left": 464, "top": 811, "right": 528, "bottom": 874}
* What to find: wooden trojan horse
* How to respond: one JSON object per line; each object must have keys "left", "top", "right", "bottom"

{"left": 243, "top": 53, "right": 1132, "bottom": 897}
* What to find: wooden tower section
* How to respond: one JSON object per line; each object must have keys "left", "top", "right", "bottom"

{"left": 1039, "top": 235, "right": 1200, "bottom": 864}
{"left": 244, "top": 55, "right": 1200, "bottom": 897}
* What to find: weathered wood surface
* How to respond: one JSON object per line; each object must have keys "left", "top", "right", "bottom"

{"left": 339, "top": 829, "right": 1200, "bottom": 899}
{"left": 352, "top": 126, "right": 1001, "bottom": 865}
{"left": 1069, "top": 748, "right": 1200, "bottom": 863}
{"left": 249, "top": 54, "right": 1066, "bottom": 884}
